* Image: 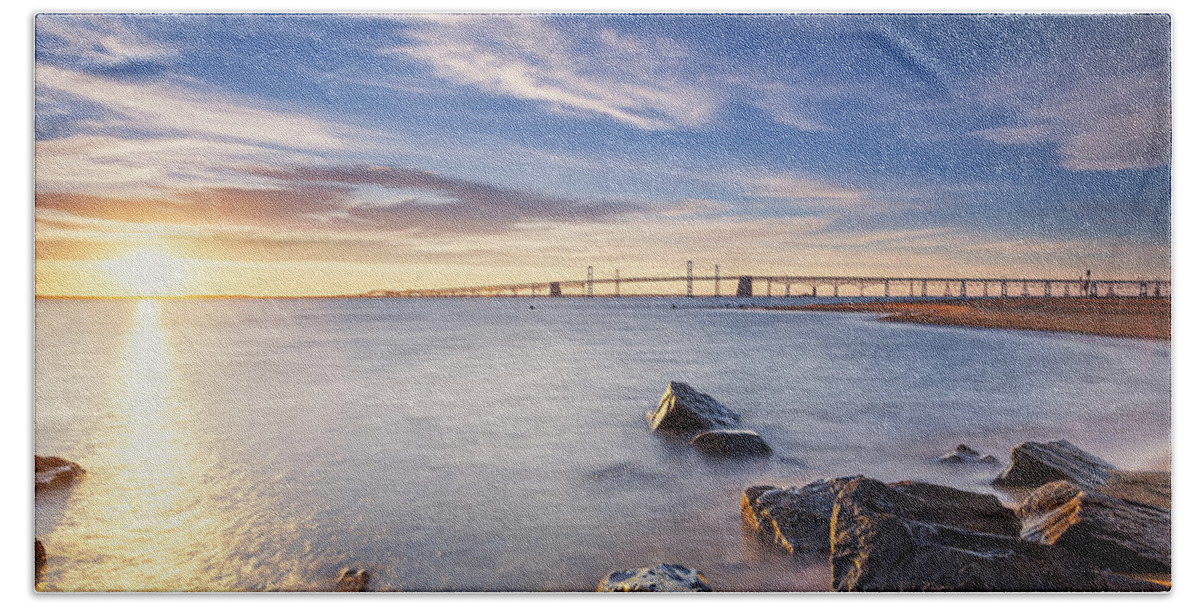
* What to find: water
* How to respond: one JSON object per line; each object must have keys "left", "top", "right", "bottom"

{"left": 34, "top": 297, "right": 1171, "bottom": 591}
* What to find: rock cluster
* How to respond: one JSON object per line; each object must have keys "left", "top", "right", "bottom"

{"left": 35, "top": 539, "right": 46, "bottom": 587}
{"left": 739, "top": 440, "right": 1169, "bottom": 592}
{"left": 597, "top": 563, "right": 712, "bottom": 592}
{"left": 35, "top": 455, "right": 85, "bottom": 492}
{"left": 647, "top": 382, "right": 771, "bottom": 458}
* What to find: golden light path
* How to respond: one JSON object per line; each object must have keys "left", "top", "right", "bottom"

{"left": 44, "top": 300, "right": 226, "bottom": 590}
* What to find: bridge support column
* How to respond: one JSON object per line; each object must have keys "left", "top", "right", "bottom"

{"left": 714, "top": 265, "right": 720, "bottom": 297}
{"left": 812, "top": 285, "right": 817, "bottom": 297}
{"left": 834, "top": 283, "right": 839, "bottom": 297}
{"left": 921, "top": 280, "right": 927, "bottom": 297}
{"left": 884, "top": 280, "right": 890, "bottom": 297}
{"left": 587, "top": 266, "right": 594, "bottom": 297}
{"left": 1022, "top": 281, "right": 1029, "bottom": 297}
{"left": 909, "top": 280, "right": 914, "bottom": 296}
{"left": 960, "top": 280, "right": 967, "bottom": 298}
{"left": 1045, "top": 281, "right": 1051, "bottom": 297}
{"left": 736, "top": 276, "right": 753, "bottom": 297}
{"left": 1001, "top": 281, "right": 1007, "bottom": 297}
{"left": 1154, "top": 282, "right": 1161, "bottom": 297}
{"left": 785, "top": 283, "right": 790, "bottom": 297}
{"left": 549, "top": 282, "right": 562, "bottom": 297}
{"left": 982, "top": 282, "right": 988, "bottom": 297}
{"left": 686, "top": 260, "right": 693, "bottom": 297}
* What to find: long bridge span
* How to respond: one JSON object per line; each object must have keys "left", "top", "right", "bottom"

{"left": 365, "top": 265, "right": 1170, "bottom": 299}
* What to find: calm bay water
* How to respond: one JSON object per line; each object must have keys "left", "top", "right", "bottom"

{"left": 34, "top": 297, "right": 1170, "bottom": 591}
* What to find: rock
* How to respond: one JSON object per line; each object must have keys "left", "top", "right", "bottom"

{"left": 938, "top": 444, "right": 997, "bottom": 464}
{"left": 741, "top": 477, "right": 856, "bottom": 554}
{"left": 35, "top": 539, "right": 46, "bottom": 586}
{"left": 744, "top": 476, "right": 1018, "bottom": 556}
{"left": 1096, "top": 571, "right": 1170, "bottom": 592}
{"left": 1017, "top": 480, "right": 1170, "bottom": 573}
{"left": 1098, "top": 470, "right": 1171, "bottom": 510}
{"left": 830, "top": 477, "right": 1101, "bottom": 591}
{"left": 993, "top": 440, "right": 1114, "bottom": 489}
{"left": 335, "top": 568, "right": 370, "bottom": 592}
{"left": 690, "top": 429, "right": 771, "bottom": 457}
{"left": 35, "top": 455, "right": 85, "bottom": 491}
{"left": 646, "top": 382, "right": 740, "bottom": 434}
{"left": 597, "top": 563, "right": 712, "bottom": 592}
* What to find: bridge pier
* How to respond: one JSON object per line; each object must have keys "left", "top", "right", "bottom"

{"left": 785, "top": 283, "right": 791, "bottom": 297}
{"left": 959, "top": 280, "right": 967, "bottom": 298}
{"left": 1155, "top": 282, "right": 1161, "bottom": 297}
{"left": 1044, "top": 281, "right": 1051, "bottom": 297}
{"left": 1001, "top": 281, "right": 1007, "bottom": 297}
{"left": 884, "top": 280, "right": 890, "bottom": 297}
{"left": 549, "top": 282, "right": 562, "bottom": 297}
{"left": 714, "top": 265, "right": 720, "bottom": 297}
{"left": 812, "top": 285, "right": 817, "bottom": 297}
{"left": 736, "top": 276, "right": 753, "bottom": 297}
{"left": 834, "top": 282, "right": 839, "bottom": 297}
{"left": 982, "top": 282, "right": 988, "bottom": 297}
{"left": 921, "top": 280, "right": 927, "bottom": 297}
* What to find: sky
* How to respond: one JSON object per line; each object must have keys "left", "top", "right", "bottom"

{"left": 32, "top": 13, "right": 1172, "bottom": 296}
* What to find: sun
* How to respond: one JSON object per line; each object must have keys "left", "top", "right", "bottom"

{"left": 99, "top": 246, "right": 192, "bottom": 297}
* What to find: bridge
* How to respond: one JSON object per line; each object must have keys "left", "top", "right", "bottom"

{"left": 364, "top": 263, "right": 1170, "bottom": 299}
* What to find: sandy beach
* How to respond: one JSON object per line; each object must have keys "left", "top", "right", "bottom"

{"left": 772, "top": 297, "right": 1170, "bottom": 340}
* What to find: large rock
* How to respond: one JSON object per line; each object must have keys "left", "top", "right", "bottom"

{"left": 597, "top": 563, "right": 712, "bottom": 592}
{"left": 938, "top": 444, "right": 997, "bottom": 464}
{"left": 744, "top": 477, "right": 1019, "bottom": 556}
{"left": 35, "top": 455, "right": 85, "bottom": 491}
{"left": 1017, "top": 480, "right": 1170, "bottom": 573}
{"left": 830, "top": 477, "right": 1099, "bottom": 591}
{"left": 646, "top": 382, "right": 740, "bottom": 434}
{"left": 335, "top": 568, "right": 370, "bottom": 592}
{"left": 690, "top": 429, "right": 771, "bottom": 457}
{"left": 741, "top": 477, "right": 856, "bottom": 554}
{"left": 993, "top": 440, "right": 1114, "bottom": 489}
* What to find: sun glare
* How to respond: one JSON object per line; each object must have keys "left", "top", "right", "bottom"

{"left": 100, "top": 247, "right": 192, "bottom": 297}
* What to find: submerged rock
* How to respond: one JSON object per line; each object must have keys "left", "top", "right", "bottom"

{"left": 830, "top": 477, "right": 1100, "bottom": 591}
{"left": 335, "top": 568, "right": 370, "bottom": 592}
{"left": 741, "top": 477, "right": 856, "bottom": 554}
{"left": 35, "top": 455, "right": 85, "bottom": 491}
{"left": 690, "top": 429, "right": 771, "bottom": 457}
{"left": 1017, "top": 480, "right": 1171, "bottom": 573}
{"left": 646, "top": 382, "right": 740, "bottom": 434}
{"left": 993, "top": 440, "right": 1114, "bottom": 489}
{"left": 938, "top": 444, "right": 997, "bottom": 464}
{"left": 597, "top": 563, "right": 712, "bottom": 592}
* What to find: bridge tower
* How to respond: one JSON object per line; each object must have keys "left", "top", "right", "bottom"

{"left": 587, "top": 266, "right": 594, "bottom": 297}
{"left": 736, "top": 276, "right": 753, "bottom": 297}
{"left": 714, "top": 264, "right": 720, "bottom": 297}
{"left": 686, "top": 260, "right": 694, "bottom": 297}
{"left": 615, "top": 269, "right": 620, "bottom": 297}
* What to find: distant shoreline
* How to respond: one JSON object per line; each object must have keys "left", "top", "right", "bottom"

{"left": 760, "top": 297, "right": 1170, "bottom": 341}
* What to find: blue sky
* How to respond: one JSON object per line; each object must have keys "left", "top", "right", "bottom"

{"left": 33, "top": 13, "right": 1171, "bottom": 295}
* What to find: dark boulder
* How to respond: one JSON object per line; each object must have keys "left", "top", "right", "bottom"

{"left": 35, "top": 539, "right": 46, "bottom": 586}
{"left": 597, "top": 563, "right": 712, "bottom": 592}
{"left": 35, "top": 455, "right": 85, "bottom": 492}
{"left": 938, "top": 444, "right": 997, "bottom": 464}
{"left": 335, "top": 568, "right": 370, "bottom": 592}
{"left": 741, "top": 477, "right": 857, "bottom": 554}
{"left": 647, "top": 382, "right": 740, "bottom": 434}
{"left": 830, "top": 477, "right": 1099, "bottom": 591}
{"left": 744, "top": 477, "right": 1019, "bottom": 557}
{"left": 690, "top": 429, "right": 771, "bottom": 457}
{"left": 1017, "top": 479, "right": 1170, "bottom": 573}
{"left": 1097, "top": 572, "right": 1170, "bottom": 592}
{"left": 993, "top": 440, "right": 1114, "bottom": 489}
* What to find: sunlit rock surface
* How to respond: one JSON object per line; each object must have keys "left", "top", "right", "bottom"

{"left": 1017, "top": 479, "right": 1171, "bottom": 573}
{"left": 993, "top": 440, "right": 1114, "bottom": 488}
{"left": 741, "top": 477, "right": 857, "bottom": 554}
{"left": 597, "top": 563, "right": 712, "bottom": 592}
{"left": 35, "top": 455, "right": 85, "bottom": 491}
{"left": 35, "top": 539, "right": 46, "bottom": 587}
{"left": 646, "top": 382, "right": 740, "bottom": 434}
{"left": 830, "top": 477, "right": 1100, "bottom": 592}
{"left": 690, "top": 429, "right": 771, "bottom": 457}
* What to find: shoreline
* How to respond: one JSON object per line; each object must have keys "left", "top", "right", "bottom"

{"left": 762, "top": 297, "right": 1170, "bottom": 341}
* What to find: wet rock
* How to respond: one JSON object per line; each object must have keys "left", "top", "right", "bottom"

{"left": 335, "top": 568, "right": 370, "bottom": 592}
{"left": 597, "top": 563, "right": 712, "bottom": 592}
{"left": 35, "top": 539, "right": 46, "bottom": 586}
{"left": 1017, "top": 480, "right": 1170, "bottom": 573}
{"left": 646, "top": 382, "right": 740, "bottom": 434}
{"left": 993, "top": 440, "right": 1114, "bottom": 489}
{"left": 35, "top": 455, "right": 85, "bottom": 491}
{"left": 741, "top": 477, "right": 856, "bottom": 554}
{"left": 830, "top": 477, "right": 1101, "bottom": 591}
{"left": 690, "top": 429, "right": 771, "bottom": 457}
{"left": 744, "top": 476, "right": 1018, "bottom": 556}
{"left": 938, "top": 444, "right": 997, "bottom": 464}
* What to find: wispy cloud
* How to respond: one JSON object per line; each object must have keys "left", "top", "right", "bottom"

{"left": 36, "top": 15, "right": 177, "bottom": 68}
{"left": 387, "top": 16, "right": 719, "bottom": 130}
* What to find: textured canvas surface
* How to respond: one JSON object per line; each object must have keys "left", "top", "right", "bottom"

{"left": 33, "top": 12, "right": 1170, "bottom": 593}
